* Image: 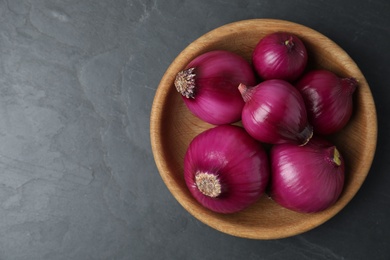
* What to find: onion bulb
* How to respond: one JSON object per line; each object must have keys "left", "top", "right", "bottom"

{"left": 296, "top": 69, "right": 358, "bottom": 134}
{"left": 270, "top": 137, "right": 345, "bottom": 213}
{"left": 239, "top": 79, "right": 313, "bottom": 145}
{"left": 184, "top": 125, "right": 270, "bottom": 214}
{"left": 252, "top": 32, "right": 308, "bottom": 82}
{"left": 174, "top": 50, "right": 256, "bottom": 125}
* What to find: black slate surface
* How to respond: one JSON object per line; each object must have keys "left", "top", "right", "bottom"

{"left": 0, "top": 0, "right": 389, "bottom": 259}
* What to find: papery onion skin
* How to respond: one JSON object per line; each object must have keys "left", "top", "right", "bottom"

{"left": 295, "top": 69, "right": 358, "bottom": 135}
{"left": 174, "top": 50, "right": 257, "bottom": 125}
{"left": 270, "top": 137, "right": 345, "bottom": 213}
{"left": 184, "top": 125, "right": 270, "bottom": 214}
{"left": 239, "top": 79, "right": 313, "bottom": 145}
{"left": 252, "top": 32, "right": 308, "bottom": 82}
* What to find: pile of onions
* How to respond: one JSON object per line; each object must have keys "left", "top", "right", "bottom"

{"left": 174, "top": 31, "right": 357, "bottom": 214}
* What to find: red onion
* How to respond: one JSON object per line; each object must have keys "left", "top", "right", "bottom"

{"left": 252, "top": 32, "right": 308, "bottom": 82}
{"left": 239, "top": 79, "right": 313, "bottom": 145}
{"left": 174, "top": 50, "right": 256, "bottom": 125}
{"left": 184, "top": 125, "right": 270, "bottom": 214}
{"left": 296, "top": 69, "right": 358, "bottom": 134}
{"left": 270, "top": 137, "right": 345, "bottom": 213}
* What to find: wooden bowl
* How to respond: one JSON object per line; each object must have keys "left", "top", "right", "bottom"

{"left": 150, "top": 19, "right": 377, "bottom": 239}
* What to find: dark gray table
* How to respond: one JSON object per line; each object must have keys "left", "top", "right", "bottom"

{"left": 0, "top": 0, "right": 389, "bottom": 259}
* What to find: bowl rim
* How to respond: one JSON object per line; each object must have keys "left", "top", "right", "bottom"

{"left": 150, "top": 18, "right": 378, "bottom": 239}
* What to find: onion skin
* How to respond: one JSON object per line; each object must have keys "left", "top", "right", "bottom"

{"left": 184, "top": 125, "right": 270, "bottom": 214}
{"left": 174, "top": 50, "right": 257, "bottom": 125}
{"left": 270, "top": 137, "right": 345, "bottom": 213}
{"left": 239, "top": 79, "right": 313, "bottom": 145}
{"left": 252, "top": 32, "right": 308, "bottom": 82}
{"left": 295, "top": 70, "right": 358, "bottom": 135}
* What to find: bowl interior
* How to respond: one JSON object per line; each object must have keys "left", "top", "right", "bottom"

{"left": 150, "top": 19, "right": 377, "bottom": 239}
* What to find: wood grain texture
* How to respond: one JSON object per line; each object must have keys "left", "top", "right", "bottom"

{"left": 150, "top": 19, "right": 377, "bottom": 239}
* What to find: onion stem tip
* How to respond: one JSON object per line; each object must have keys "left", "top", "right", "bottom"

{"left": 284, "top": 36, "right": 295, "bottom": 49}
{"left": 299, "top": 126, "right": 314, "bottom": 146}
{"left": 238, "top": 83, "right": 251, "bottom": 102}
{"left": 333, "top": 147, "right": 342, "bottom": 166}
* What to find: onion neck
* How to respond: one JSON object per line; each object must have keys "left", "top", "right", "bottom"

{"left": 195, "top": 172, "right": 222, "bottom": 198}
{"left": 174, "top": 67, "right": 196, "bottom": 99}
{"left": 238, "top": 83, "right": 252, "bottom": 102}
{"left": 325, "top": 146, "right": 342, "bottom": 167}
{"left": 333, "top": 147, "right": 342, "bottom": 166}
{"left": 298, "top": 125, "right": 313, "bottom": 146}
{"left": 341, "top": 77, "right": 358, "bottom": 95}
{"left": 284, "top": 36, "right": 295, "bottom": 50}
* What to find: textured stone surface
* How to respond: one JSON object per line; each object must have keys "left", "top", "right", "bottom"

{"left": 0, "top": 0, "right": 389, "bottom": 259}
